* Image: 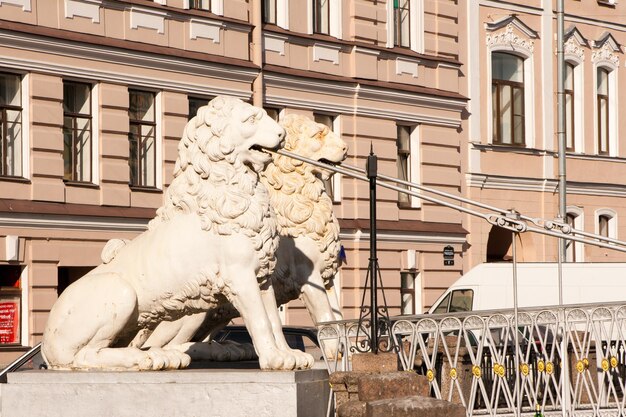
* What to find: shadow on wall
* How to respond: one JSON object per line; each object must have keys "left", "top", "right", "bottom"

{"left": 486, "top": 225, "right": 538, "bottom": 262}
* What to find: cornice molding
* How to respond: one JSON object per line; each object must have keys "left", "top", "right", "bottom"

{"left": 0, "top": 29, "right": 255, "bottom": 97}
{"left": 357, "top": 85, "right": 466, "bottom": 112}
{"left": 485, "top": 15, "right": 538, "bottom": 39}
{"left": 264, "top": 74, "right": 464, "bottom": 127}
{"left": 0, "top": 212, "right": 149, "bottom": 232}
{"left": 467, "top": 173, "right": 626, "bottom": 198}
{"left": 339, "top": 231, "right": 466, "bottom": 245}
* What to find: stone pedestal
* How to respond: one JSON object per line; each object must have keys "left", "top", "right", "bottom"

{"left": 2, "top": 368, "right": 329, "bottom": 417}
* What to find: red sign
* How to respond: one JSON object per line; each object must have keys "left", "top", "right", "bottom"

{"left": 0, "top": 301, "right": 19, "bottom": 344}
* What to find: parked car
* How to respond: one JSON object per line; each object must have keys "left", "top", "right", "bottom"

{"left": 214, "top": 325, "right": 323, "bottom": 361}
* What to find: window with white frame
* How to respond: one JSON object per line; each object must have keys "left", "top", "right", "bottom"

{"left": 185, "top": 0, "right": 222, "bottom": 14}
{"left": 597, "top": 67, "right": 610, "bottom": 155}
{"left": 400, "top": 269, "right": 423, "bottom": 315}
{"left": 396, "top": 124, "right": 420, "bottom": 208}
{"left": 563, "top": 59, "right": 584, "bottom": 153}
{"left": 566, "top": 207, "right": 584, "bottom": 262}
{"left": 313, "top": 0, "right": 329, "bottom": 35}
{"left": 394, "top": 0, "right": 410, "bottom": 47}
{"left": 492, "top": 52, "right": 525, "bottom": 146}
{"left": 129, "top": 90, "right": 158, "bottom": 188}
{"left": 263, "top": 0, "right": 288, "bottom": 28}
{"left": 0, "top": 72, "right": 24, "bottom": 178}
{"left": 595, "top": 209, "right": 617, "bottom": 240}
{"left": 314, "top": 113, "right": 341, "bottom": 203}
{"left": 309, "top": 0, "right": 340, "bottom": 38}
{"left": 400, "top": 271, "right": 418, "bottom": 315}
{"left": 63, "top": 81, "right": 93, "bottom": 183}
{"left": 263, "top": 0, "right": 277, "bottom": 24}
{"left": 387, "top": 0, "right": 423, "bottom": 53}
{"left": 486, "top": 18, "right": 537, "bottom": 149}
{"left": 565, "top": 63, "right": 575, "bottom": 151}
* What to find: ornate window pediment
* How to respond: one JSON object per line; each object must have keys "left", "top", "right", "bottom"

{"left": 564, "top": 26, "right": 588, "bottom": 61}
{"left": 592, "top": 32, "right": 621, "bottom": 66}
{"left": 486, "top": 16, "right": 537, "bottom": 55}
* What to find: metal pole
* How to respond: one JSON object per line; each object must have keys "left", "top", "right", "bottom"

{"left": 367, "top": 149, "right": 378, "bottom": 354}
{"left": 556, "top": 3, "right": 570, "bottom": 416}
{"left": 557, "top": 0, "right": 567, "bottom": 263}
{"left": 512, "top": 231, "right": 521, "bottom": 417}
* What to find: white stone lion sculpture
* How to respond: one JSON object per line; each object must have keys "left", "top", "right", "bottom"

{"left": 41, "top": 96, "right": 301, "bottom": 371}
{"left": 262, "top": 114, "right": 347, "bottom": 326}
{"left": 141, "top": 114, "right": 347, "bottom": 362}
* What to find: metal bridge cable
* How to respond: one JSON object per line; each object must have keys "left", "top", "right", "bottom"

{"left": 270, "top": 149, "right": 626, "bottom": 253}
{"left": 341, "top": 161, "right": 626, "bottom": 249}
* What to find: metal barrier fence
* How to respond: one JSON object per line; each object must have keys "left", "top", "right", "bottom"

{"left": 318, "top": 302, "right": 626, "bottom": 417}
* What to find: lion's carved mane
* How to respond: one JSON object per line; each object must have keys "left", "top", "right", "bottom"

{"left": 261, "top": 117, "right": 341, "bottom": 282}
{"left": 150, "top": 97, "right": 278, "bottom": 279}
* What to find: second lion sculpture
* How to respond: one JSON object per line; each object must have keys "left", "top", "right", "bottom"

{"left": 141, "top": 114, "right": 348, "bottom": 362}
{"left": 41, "top": 96, "right": 309, "bottom": 371}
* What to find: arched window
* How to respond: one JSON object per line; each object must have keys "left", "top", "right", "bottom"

{"left": 599, "top": 214, "right": 610, "bottom": 237}
{"left": 565, "top": 207, "right": 584, "bottom": 262}
{"left": 597, "top": 67, "right": 610, "bottom": 155}
{"left": 492, "top": 52, "right": 525, "bottom": 146}
{"left": 565, "top": 213, "right": 577, "bottom": 261}
{"left": 565, "top": 63, "right": 575, "bottom": 151}
{"left": 595, "top": 209, "right": 617, "bottom": 240}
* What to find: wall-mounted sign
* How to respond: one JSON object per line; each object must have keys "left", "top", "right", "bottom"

{"left": 443, "top": 245, "right": 455, "bottom": 266}
{"left": 0, "top": 300, "right": 19, "bottom": 344}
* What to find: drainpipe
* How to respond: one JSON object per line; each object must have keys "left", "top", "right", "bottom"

{"left": 251, "top": 0, "right": 263, "bottom": 107}
{"left": 556, "top": 2, "right": 570, "bottom": 417}
{"left": 557, "top": 0, "right": 567, "bottom": 263}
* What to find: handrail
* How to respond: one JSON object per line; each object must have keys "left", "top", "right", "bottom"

{"left": 271, "top": 148, "right": 626, "bottom": 253}
{"left": 0, "top": 342, "right": 42, "bottom": 382}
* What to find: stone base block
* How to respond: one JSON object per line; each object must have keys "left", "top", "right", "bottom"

{"left": 351, "top": 352, "right": 399, "bottom": 373}
{"left": 358, "top": 372, "right": 429, "bottom": 401}
{"left": 2, "top": 368, "right": 329, "bottom": 417}
{"left": 367, "top": 395, "right": 466, "bottom": 417}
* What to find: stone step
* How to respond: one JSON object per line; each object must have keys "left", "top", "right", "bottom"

{"left": 366, "top": 395, "right": 466, "bottom": 417}
{"left": 357, "top": 371, "right": 430, "bottom": 402}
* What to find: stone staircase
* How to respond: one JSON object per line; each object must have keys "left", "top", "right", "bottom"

{"left": 329, "top": 353, "right": 466, "bottom": 417}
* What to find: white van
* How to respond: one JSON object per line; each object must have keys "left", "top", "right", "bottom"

{"left": 428, "top": 262, "right": 626, "bottom": 314}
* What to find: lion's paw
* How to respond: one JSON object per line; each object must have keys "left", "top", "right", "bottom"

{"left": 276, "top": 348, "right": 314, "bottom": 370}
{"left": 289, "top": 349, "right": 314, "bottom": 370}
{"left": 143, "top": 347, "right": 191, "bottom": 370}
{"left": 258, "top": 347, "right": 291, "bottom": 370}
{"left": 257, "top": 347, "right": 315, "bottom": 370}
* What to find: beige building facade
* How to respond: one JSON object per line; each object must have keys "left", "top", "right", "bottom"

{"left": 0, "top": 0, "right": 466, "bottom": 364}
{"left": 461, "top": 0, "right": 626, "bottom": 269}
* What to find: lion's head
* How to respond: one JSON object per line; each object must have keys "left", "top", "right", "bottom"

{"left": 151, "top": 97, "right": 284, "bottom": 264}
{"left": 180, "top": 96, "right": 285, "bottom": 174}
{"left": 280, "top": 114, "right": 347, "bottom": 181}
{"left": 261, "top": 114, "right": 347, "bottom": 241}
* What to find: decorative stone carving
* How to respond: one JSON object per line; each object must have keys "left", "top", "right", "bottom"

{"left": 262, "top": 114, "right": 347, "bottom": 323}
{"left": 41, "top": 96, "right": 295, "bottom": 371}
{"left": 592, "top": 43, "right": 620, "bottom": 67}
{"left": 142, "top": 115, "right": 348, "bottom": 362}
{"left": 486, "top": 24, "right": 534, "bottom": 54}
{"left": 565, "top": 37, "right": 585, "bottom": 61}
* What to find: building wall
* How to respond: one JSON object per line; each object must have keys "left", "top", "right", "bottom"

{"left": 462, "top": 0, "right": 626, "bottom": 269}
{"left": 0, "top": 0, "right": 466, "bottom": 364}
